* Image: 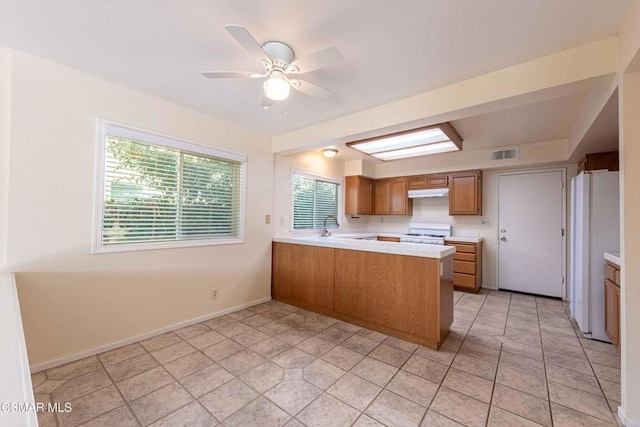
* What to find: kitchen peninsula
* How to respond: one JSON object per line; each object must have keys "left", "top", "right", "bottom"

{"left": 272, "top": 235, "right": 455, "bottom": 349}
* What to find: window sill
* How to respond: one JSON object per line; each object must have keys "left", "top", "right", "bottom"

{"left": 93, "top": 237, "right": 245, "bottom": 254}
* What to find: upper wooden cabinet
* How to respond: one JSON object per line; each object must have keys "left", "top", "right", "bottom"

{"left": 374, "top": 178, "right": 412, "bottom": 215}
{"left": 449, "top": 171, "right": 482, "bottom": 215}
{"left": 407, "top": 174, "right": 449, "bottom": 190}
{"left": 345, "top": 176, "right": 373, "bottom": 215}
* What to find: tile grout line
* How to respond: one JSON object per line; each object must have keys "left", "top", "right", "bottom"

{"left": 416, "top": 290, "right": 492, "bottom": 426}
{"left": 485, "top": 291, "right": 512, "bottom": 426}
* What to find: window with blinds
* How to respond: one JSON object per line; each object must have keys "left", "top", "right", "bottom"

{"left": 293, "top": 173, "right": 340, "bottom": 230}
{"left": 96, "top": 122, "right": 246, "bottom": 252}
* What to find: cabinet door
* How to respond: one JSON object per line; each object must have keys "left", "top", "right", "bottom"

{"left": 390, "top": 179, "right": 409, "bottom": 215}
{"left": 604, "top": 279, "right": 619, "bottom": 346}
{"left": 374, "top": 181, "right": 390, "bottom": 215}
{"left": 449, "top": 172, "right": 482, "bottom": 215}
{"left": 345, "top": 176, "right": 373, "bottom": 215}
{"left": 358, "top": 177, "right": 373, "bottom": 214}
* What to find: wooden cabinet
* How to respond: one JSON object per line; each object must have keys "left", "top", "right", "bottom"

{"left": 578, "top": 151, "right": 619, "bottom": 173}
{"left": 345, "top": 176, "right": 373, "bottom": 215}
{"left": 374, "top": 178, "right": 412, "bottom": 215}
{"left": 604, "top": 261, "right": 621, "bottom": 350}
{"left": 446, "top": 240, "right": 482, "bottom": 293}
{"left": 449, "top": 171, "right": 482, "bottom": 215}
{"left": 407, "top": 174, "right": 449, "bottom": 190}
{"left": 272, "top": 243, "right": 335, "bottom": 311}
{"left": 272, "top": 242, "right": 453, "bottom": 349}
{"left": 377, "top": 236, "right": 401, "bottom": 242}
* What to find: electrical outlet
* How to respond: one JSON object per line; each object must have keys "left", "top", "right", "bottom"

{"left": 481, "top": 218, "right": 489, "bottom": 225}
{"left": 380, "top": 217, "right": 384, "bottom": 223}
{"left": 211, "top": 288, "right": 219, "bottom": 300}
{"left": 279, "top": 217, "right": 284, "bottom": 226}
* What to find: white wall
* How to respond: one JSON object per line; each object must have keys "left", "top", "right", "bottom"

{"left": 0, "top": 48, "right": 11, "bottom": 271}
{"left": 273, "top": 151, "right": 367, "bottom": 236}
{"left": 6, "top": 51, "right": 274, "bottom": 368}
{"left": 620, "top": 69, "right": 640, "bottom": 424}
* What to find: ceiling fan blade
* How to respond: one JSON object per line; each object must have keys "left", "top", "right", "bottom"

{"left": 288, "top": 47, "right": 342, "bottom": 74}
{"left": 224, "top": 25, "right": 271, "bottom": 63}
{"left": 291, "top": 79, "right": 335, "bottom": 98}
{"left": 201, "top": 71, "right": 264, "bottom": 79}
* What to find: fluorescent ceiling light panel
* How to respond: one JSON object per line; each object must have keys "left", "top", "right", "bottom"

{"left": 346, "top": 123, "right": 463, "bottom": 162}
{"left": 353, "top": 128, "right": 446, "bottom": 153}
{"left": 373, "top": 141, "right": 459, "bottom": 160}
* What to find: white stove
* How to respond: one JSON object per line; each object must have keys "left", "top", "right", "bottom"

{"left": 400, "top": 223, "right": 451, "bottom": 245}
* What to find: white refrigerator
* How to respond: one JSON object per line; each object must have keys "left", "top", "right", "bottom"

{"left": 570, "top": 171, "right": 620, "bottom": 342}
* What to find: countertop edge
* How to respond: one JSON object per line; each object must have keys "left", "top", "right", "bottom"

{"left": 273, "top": 236, "right": 455, "bottom": 259}
{"left": 604, "top": 252, "right": 621, "bottom": 266}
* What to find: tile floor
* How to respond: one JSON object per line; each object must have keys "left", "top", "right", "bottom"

{"left": 31, "top": 290, "right": 622, "bottom": 426}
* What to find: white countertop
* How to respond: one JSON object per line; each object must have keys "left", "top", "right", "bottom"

{"left": 273, "top": 235, "right": 455, "bottom": 259}
{"left": 604, "top": 252, "right": 621, "bottom": 266}
{"left": 445, "top": 236, "right": 484, "bottom": 243}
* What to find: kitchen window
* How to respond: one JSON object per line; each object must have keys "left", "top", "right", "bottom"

{"left": 94, "top": 121, "right": 246, "bottom": 253}
{"left": 292, "top": 171, "right": 340, "bottom": 230}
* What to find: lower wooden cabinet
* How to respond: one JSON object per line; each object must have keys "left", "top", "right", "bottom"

{"left": 271, "top": 243, "right": 335, "bottom": 311}
{"left": 272, "top": 242, "right": 453, "bottom": 349}
{"left": 604, "top": 261, "right": 621, "bottom": 350}
{"left": 446, "top": 240, "right": 483, "bottom": 293}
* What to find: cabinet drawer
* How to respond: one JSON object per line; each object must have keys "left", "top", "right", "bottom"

{"left": 454, "top": 260, "right": 475, "bottom": 275}
{"left": 450, "top": 243, "right": 476, "bottom": 254}
{"left": 428, "top": 176, "right": 448, "bottom": 188}
{"left": 453, "top": 273, "right": 476, "bottom": 289}
{"left": 377, "top": 236, "right": 401, "bottom": 242}
{"left": 407, "top": 176, "right": 427, "bottom": 189}
{"left": 454, "top": 252, "right": 476, "bottom": 262}
{"left": 605, "top": 263, "right": 618, "bottom": 284}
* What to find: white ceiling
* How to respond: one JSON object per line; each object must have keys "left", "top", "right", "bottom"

{"left": 0, "top": 0, "right": 632, "bottom": 136}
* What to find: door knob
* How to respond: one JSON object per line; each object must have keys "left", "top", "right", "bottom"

{"left": 500, "top": 237, "right": 507, "bottom": 242}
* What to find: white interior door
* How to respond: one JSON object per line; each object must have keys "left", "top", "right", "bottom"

{"left": 498, "top": 170, "right": 565, "bottom": 298}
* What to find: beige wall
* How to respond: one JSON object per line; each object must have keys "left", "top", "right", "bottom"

{"left": 273, "top": 151, "right": 366, "bottom": 235}
{"left": 6, "top": 51, "right": 274, "bottom": 368}
{"left": 0, "top": 49, "right": 11, "bottom": 271}
{"left": 620, "top": 70, "right": 640, "bottom": 422}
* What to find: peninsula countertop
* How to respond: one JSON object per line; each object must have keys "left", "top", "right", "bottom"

{"left": 272, "top": 234, "right": 455, "bottom": 259}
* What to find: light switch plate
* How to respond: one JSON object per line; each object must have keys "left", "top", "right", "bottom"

{"left": 265, "top": 214, "right": 271, "bottom": 224}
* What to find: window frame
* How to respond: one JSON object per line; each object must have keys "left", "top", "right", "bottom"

{"left": 290, "top": 168, "right": 343, "bottom": 232}
{"left": 93, "top": 120, "right": 247, "bottom": 253}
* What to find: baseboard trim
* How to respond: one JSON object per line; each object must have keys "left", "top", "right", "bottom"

{"left": 619, "top": 406, "right": 640, "bottom": 427}
{"left": 30, "top": 296, "right": 272, "bottom": 373}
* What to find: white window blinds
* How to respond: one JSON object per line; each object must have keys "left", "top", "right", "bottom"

{"left": 98, "top": 124, "right": 245, "bottom": 249}
{"left": 293, "top": 173, "right": 339, "bottom": 230}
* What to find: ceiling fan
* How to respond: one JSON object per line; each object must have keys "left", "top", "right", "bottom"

{"left": 202, "top": 25, "right": 342, "bottom": 107}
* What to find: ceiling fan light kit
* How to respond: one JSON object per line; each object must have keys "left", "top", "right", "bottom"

{"left": 263, "top": 71, "right": 291, "bottom": 101}
{"left": 347, "top": 122, "right": 463, "bottom": 161}
{"left": 202, "top": 25, "right": 342, "bottom": 105}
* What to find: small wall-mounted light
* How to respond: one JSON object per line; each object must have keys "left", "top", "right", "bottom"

{"left": 322, "top": 148, "right": 339, "bottom": 158}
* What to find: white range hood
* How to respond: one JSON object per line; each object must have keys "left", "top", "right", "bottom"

{"left": 408, "top": 188, "right": 449, "bottom": 198}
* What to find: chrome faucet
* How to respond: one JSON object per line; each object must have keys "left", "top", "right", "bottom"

{"left": 320, "top": 215, "right": 339, "bottom": 237}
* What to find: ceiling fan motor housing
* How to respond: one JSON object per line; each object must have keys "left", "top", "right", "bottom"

{"left": 262, "top": 41, "right": 294, "bottom": 70}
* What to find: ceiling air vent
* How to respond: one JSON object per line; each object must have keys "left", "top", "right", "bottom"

{"left": 489, "top": 147, "right": 519, "bottom": 160}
